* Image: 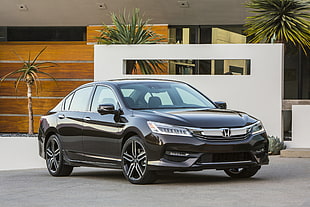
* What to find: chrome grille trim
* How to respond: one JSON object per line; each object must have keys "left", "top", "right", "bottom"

{"left": 187, "top": 123, "right": 256, "bottom": 141}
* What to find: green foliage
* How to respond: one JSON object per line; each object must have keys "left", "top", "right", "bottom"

{"left": 0, "top": 47, "right": 57, "bottom": 134}
{"left": 97, "top": 8, "right": 166, "bottom": 74}
{"left": 268, "top": 136, "right": 286, "bottom": 155}
{"left": 244, "top": 0, "right": 310, "bottom": 54}
{"left": 0, "top": 47, "right": 57, "bottom": 92}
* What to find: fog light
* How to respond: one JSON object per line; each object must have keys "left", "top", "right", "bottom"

{"left": 166, "top": 151, "right": 189, "bottom": 157}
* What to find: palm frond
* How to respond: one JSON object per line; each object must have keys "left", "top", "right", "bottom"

{"left": 1, "top": 47, "right": 57, "bottom": 89}
{"left": 244, "top": 0, "right": 310, "bottom": 54}
{"left": 31, "top": 47, "right": 47, "bottom": 66}
{"left": 97, "top": 8, "right": 166, "bottom": 74}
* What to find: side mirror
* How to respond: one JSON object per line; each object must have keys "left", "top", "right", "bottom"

{"left": 214, "top": 101, "right": 227, "bottom": 109}
{"left": 97, "top": 104, "right": 116, "bottom": 115}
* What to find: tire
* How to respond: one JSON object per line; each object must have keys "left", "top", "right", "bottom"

{"left": 224, "top": 166, "right": 261, "bottom": 178}
{"left": 45, "top": 134, "right": 73, "bottom": 176}
{"left": 121, "top": 136, "right": 157, "bottom": 184}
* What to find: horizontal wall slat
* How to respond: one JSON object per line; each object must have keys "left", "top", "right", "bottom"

{"left": 0, "top": 44, "right": 94, "bottom": 61}
{"left": 0, "top": 80, "right": 91, "bottom": 97}
{"left": 0, "top": 116, "right": 40, "bottom": 133}
{"left": 0, "top": 63, "right": 94, "bottom": 79}
{"left": 0, "top": 98, "right": 61, "bottom": 115}
{"left": 0, "top": 41, "right": 87, "bottom": 45}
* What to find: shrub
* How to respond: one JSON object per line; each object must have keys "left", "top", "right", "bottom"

{"left": 268, "top": 136, "right": 286, "bottom": 155}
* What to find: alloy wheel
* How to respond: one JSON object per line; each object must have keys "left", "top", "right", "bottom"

{"left": 46, "top": 137, "right": 61, "bottom": 174}
{"left": 122, "top": 139, "right": 147, "bottom": 181}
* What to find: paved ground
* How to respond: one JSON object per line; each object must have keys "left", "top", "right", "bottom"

{"left": 0, "top": 156, "right": 309, "bottom": 207}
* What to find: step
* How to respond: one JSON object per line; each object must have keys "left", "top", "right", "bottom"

{"left": 280, "top": 148, "right": 310, "bottom": 158}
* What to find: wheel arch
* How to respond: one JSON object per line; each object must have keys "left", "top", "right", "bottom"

{"left": 121, "top": 127, "right": 145, "bottom": 148}
{"left": 42, "top": 128, "right": 58, "bottom": 159}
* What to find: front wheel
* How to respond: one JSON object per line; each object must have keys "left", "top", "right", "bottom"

{"left": 121, "top": 136, "right": 157, "bottom": 184}
{"left": 224, "top": 166, "right": 261, "bottom": 178}
{"left": 45, "top": 134, "right": 73, "bottom": 176}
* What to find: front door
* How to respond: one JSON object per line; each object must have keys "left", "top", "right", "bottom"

{"left": 82, "top": 85, "right": 124, "bottom": 166}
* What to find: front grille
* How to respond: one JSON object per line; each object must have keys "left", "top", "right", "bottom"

{"left": 189, "top": 125, "right": 253, "bottom": 141}
{"left": 198, "top": 152, "right": 253, "bottom": 163}
{"left": 194, "top": 133, "right": 250, "bottom": 141}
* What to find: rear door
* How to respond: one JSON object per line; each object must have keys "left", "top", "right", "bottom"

{"left": 56, "top": 86, "right": 93, "bottom": 160}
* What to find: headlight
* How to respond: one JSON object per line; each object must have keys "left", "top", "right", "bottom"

{"left": 147, "top": 121, "right": 192, "bottom": 137}
{"left": 251, "top": 121, "right": 265, "bottom": 135}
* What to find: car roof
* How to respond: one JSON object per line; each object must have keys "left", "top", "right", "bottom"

{"left": 80, "top": 79, "right": 186, "bottom": 88}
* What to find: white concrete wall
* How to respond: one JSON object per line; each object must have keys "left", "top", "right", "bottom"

{"left": 0, "top": 137, "right": 45, "bottom": 171}
{"left": 286, "top": 105, "right": 310, "bottom": 148}
{"left": 95, "top": 44, "right": 283, "bottom": 137}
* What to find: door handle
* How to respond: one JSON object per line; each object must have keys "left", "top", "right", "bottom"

{"left": 83, "top": 117, "right": 91, "bottom": 121}
{"left": 58, "top": 114, "right": 65, "bottom": 119}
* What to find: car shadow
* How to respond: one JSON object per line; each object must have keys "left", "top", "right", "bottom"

{"left": 70, "top": 169, "right": 124, "bottom": 181}
{"left": 155, "top": 171, "right": 264, "bottom": 184}
{"left": 69, "top": 168, "right": 264, "bottom": 185}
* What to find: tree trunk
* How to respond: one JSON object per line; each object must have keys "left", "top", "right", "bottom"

{"left": 27, "top": 82, "right": 34, "bottom": 135}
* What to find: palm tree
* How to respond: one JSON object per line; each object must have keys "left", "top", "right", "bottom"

{"left": 97, "top": 8, "right": 166, "bottom": 74}
{"left": 244, "top": 0, "right": 310, "bottom": 54}
{"left": 0, "top": 47, "right": 57, "bottom": 134}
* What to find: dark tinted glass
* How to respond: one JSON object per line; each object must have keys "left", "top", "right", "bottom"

{"left": 7, "top": 27, "right": 86, "bottom": 41}
{"left": 119, "top": 82, "right": 216, "bottom": 109}
{"left": 64, "top": 93, "right": 74, "bottom": 111}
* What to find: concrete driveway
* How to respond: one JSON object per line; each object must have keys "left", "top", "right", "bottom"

{"left": 0, "top": 156, "right": 309, "bottom": 207}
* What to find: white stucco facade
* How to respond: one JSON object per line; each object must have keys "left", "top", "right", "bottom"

{"left": 0, "top": 137, "right": 45, "bottom": 170}
{"left": 94, "top": 44, "right": 284, "bottom": 138}
{"left": 286, "top": 105, "right": 310, "bottom": 148}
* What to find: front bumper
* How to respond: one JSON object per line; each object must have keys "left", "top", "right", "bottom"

{"left": 145, "top": 132, "right": 269, "bottom": 171}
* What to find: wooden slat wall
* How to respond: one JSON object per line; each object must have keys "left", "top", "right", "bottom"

{"left": 0, "top": 24, "right": 169, "bottom": 133}
{"left": 0, "top": 116, "right": 41, "bottom": 133}
{"left": 0, "top": 63, "right": 94, "bottom": 79}
{"left": 0, "top": 81, "right": 90, "bottom": 97}
{"left": 87, "top": 25, "right": 169, "bottom": 74}
{"left": 0, "top": 44, "right": 94, "bottom": 61}
{"left": 0, "top": 98, "right": 61, "bottom": 115}
{"left": 0, "top": 41, "right": 94, "bottom": 133}
{"left": 87, "top": 25, "right": 169, "bottom": 43}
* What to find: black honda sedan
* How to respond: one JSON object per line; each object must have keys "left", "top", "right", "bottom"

{"left": 38, "top": 79, "right": 269, "bottom": 184}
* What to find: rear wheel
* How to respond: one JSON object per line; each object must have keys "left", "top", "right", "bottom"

{"left": 45, "top": 134, "right": 73, "bottom": 176}
{"left": 224, "top": 166, "right": 261, "bottom": 178}
{"left": 121, "top": 136, "right": 157, "bottom": 184}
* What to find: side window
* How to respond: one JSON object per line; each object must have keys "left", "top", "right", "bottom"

{"left": 69, "top": 87, "right": 93, "bottom": 111}
{"left": 63, "top": 93, "right": 74, "bottom": 111}
{"left": 91, "top": 86, "right": 119, "bottom": 112}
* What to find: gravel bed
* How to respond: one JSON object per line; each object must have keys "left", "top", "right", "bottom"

{"left": 0, "top": 133, "right": 38, "bottom": 137}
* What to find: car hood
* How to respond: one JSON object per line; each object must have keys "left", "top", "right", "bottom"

{"left": 135, "top": 108, "right": 257, "bottom": 128}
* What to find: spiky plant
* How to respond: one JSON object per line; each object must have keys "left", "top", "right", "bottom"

{"left": 244, "top": 0, "right": 310, "bottom": 54}
{"left": 0, "top": 47, "right": 57, "bottom": 134}
{"left": 97, "top": 8, "right": 166, "bottom": 74}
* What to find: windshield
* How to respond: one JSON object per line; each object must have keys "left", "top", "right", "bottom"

{"left": 118, "top": 81, "right": 216, "bottom": 110}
